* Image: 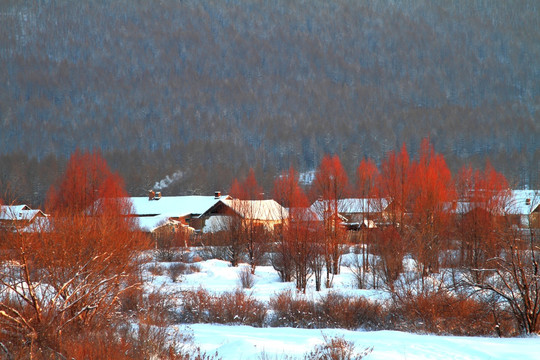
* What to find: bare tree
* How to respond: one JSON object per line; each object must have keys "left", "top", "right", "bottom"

{"left": 465, "top": 191, "right": 540, "bottom": 334}
{"left": 215, "top": 213, "right": 245, "bottom": 267}
{"left": 0, "top": 151, "right": 148, "bottom": 358}
{"left": 230, "top": 169, "right": 269, "bottom": 273}
{"left": 355, "top": 157, "right": 381, "bottom": 288}
{"left": 311, "top": 155, "right": 350, "bottom": 285}
{"left": 408, "top": 139, "right": 455, "bottom": 276}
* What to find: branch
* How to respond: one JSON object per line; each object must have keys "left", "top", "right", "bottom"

{"left": 50, "top": 254, "right": 102, "bottom": 307}
{"left": 0, "top": 307, "right": 34, "bottom": 333}
{"left": 57, "top": 304, "right": 98, "bottom": 331}
{"left": 0, "top": 342, "right": 13, "bottom": 360}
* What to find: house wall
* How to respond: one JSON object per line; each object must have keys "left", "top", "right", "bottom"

{"left": 530, "top": 213, "right": 540, "bottom": 229}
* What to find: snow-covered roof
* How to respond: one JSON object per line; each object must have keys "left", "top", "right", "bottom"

{"left": 452, "top": 190, "right": 540, "bottom": 215}
{"left": 506, "top": 190, "right": 540, "bottom": 215}
{"left": 310, "top": 198, "right": 389, "bottom": 215}
{"left": 136, "top": 215, "right": 172, "bottom": 232}
{"left": 221, "top": 199, "right": 287, "bottom": 221}
{"left": 287, "top": 207, "right": 321, "bottom": 222}
{"left": 127, "top": 194, "right": 232, "bottom": 218}
{"left": 0, "top": 205, "right": 46, "bottom": 221}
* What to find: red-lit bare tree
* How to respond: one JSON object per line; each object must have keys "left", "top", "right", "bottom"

{"left": 354, "top": 157, "right": 381, "bottom": 287}
{"left": 459, "top": 167, "right": 540, "bottom": 334}
{"left": 230, "top": 168, "right": 264, "bottom": 200}
{"left": 311, "top": 155, "right": 350, "bottom": 285}
{"left": 0, "top": 150, "right": 148, "bottom": 358}
{"left": 456, "top": 162, "right": 510, "bottom": 277}
{"left": 374, "top": 145, "right": 412, "bottom": 289}
{"left": 478, "top": 216, "right": 540, "bottom": 334}
{"left": 372, "top": 226, "right": 406, "bottom": 291}
{"left": 273, "top": 167, "right": 321, "bottom": 291}
{"left": 377, "top": 144, "right": 412, "bottom": 229}
{"left": 272, "top": 168, "right": 302, "bottom": 282}
{"left": 229, "top": 168, "right": 267, "bottom": 272}
{"left": 409, "top": 139, "right": 456, "bottom": 276}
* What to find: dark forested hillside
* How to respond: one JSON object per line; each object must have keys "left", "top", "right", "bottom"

{"left": 1, "top": 0, "right": 539, "bottom": 205}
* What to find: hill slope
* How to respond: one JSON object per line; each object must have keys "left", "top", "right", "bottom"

{"left": 1, "top": 0, "right": 538, "bottom": 203}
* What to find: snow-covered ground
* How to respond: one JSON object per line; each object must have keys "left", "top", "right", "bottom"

{"left": 144, "top": 253, "right": 540, "bottom": 360}
{"left": 189, "top": 324, "right": 539, "bottom": 360}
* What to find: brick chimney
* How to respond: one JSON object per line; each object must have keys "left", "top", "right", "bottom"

{"left": 155, "top": 191, "right": 162, "bottom": 200}
{"left": 214, "top": 191, "right": 221, "bottom": 199}
{"left": 149, "top": 190, "right": 155, "bottom": 201}
{"left": 526, "top": 198, "right": 531, "bottom": 206}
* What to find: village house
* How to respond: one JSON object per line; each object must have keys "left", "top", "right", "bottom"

{"left": 452, "top": 190, "right": 540, "bottom": 228}
{"left": 309, "top": 198, "right": 389, "bottom": 230}
{"left": 127, "top": 191, "right": 232, "bottom": 233}
{"left": 506, "top": 190, "right": 540, "bottom": 229}
{"left": 199, "top": 198, "right": 287, "bottom": 233}
{"left": 0, "top": 204, "right": 48, "bottom": 232}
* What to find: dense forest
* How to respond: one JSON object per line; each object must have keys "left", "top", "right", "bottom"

{"left": 0, "top": 0, "right": 538, "bottom": 206}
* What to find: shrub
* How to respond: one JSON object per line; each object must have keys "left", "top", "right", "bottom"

{"left": 269, "top": 290, "right": 318, "bottom": 328}
{"left": 318, "top": 293, "right": 383, "bottom": 330}
{"left": 390, "top": 290, "right": 514, "bottom": 336}
{"left": 199, "top": 245, "right": 234, "bottom": 262}
{"left": 147, "top": 263, "right": 166, "bottom": 277}
{"left": 178, "top": 288, "right": 266, "bottom": 327}
{"left": 169, "top": 262, "right": 200, "bottom": 282}
{"left": 269, "top": 291, "right": 385, "bottom": 330}
{"left": 304, "top": 335, "right": 373, "bottom": 360}
{"left": 138, "top": 288, "right": 180, "bottom": 327}
{"left": 178, "top": 288, "right": 214, "bottom": 323}
{"left": 118, "top": 285, "right": 144, "bottom": 314}
{"left": 216, "top": 289, "right": 267, "bottom": 327}
{"left": 17, "top": 288, "right": 197, "bottom": 360}
{"left": 238, "top": 265, "right": 255, "bottom": 288}
{"left": 154, "top": 246, "right": 178, "bottom": 262}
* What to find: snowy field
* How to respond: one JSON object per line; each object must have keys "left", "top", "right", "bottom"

{"left": 143, "top": 253, "right": 540, "bottom": 360}
{"left": 189, "top": 324, "right": 539, "bottom": 360}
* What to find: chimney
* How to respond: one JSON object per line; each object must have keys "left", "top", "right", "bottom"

{"left": 214, "top": 191, "right": 221, "bottom": 199}
{"left": 526, "top": 198, "right": 531, "bottom": 206}
{"left": 155, "top": 191, "right": 162, "bottom": 200}
{"left": 149, "top": 190, "right": 155, "bottom": 201}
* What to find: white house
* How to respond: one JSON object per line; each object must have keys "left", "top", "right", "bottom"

{"left": 200, "top": 199, "right": 288, "bottom": 233}
{"left": 0, "top": 204, "right": 48, "bottom": 232}
{"left": 310, "top": 198, "right": 389, "bottom": 226}
{"left": 506, "top": 190, "right": 540, "bottom": 228}
{"left": 127, "top": 191, "right": 231, "bottom": 232}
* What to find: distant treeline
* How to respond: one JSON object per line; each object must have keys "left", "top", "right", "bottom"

{"left": 0, "top": 0, "right": 538, "bottom": 205}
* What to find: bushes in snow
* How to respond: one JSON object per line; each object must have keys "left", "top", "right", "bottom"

{"left": 178, "top": 288, "right": 266, "bottom": 327}
{"left": 175, "top": 285, "right": 518, "bottom": 336}
{"left": 178, "top": 288, "right": 384, "bottom": 330}
{"left": 269, "top": 291, "right": 383, "bottom": 330}
{"left": 238, "top": 265, "right": 255, "bottom": 289}
{"left": 304, "top": 335, "right": 373, "bottom": 360}
{"left": 269, "top": 290, "right": 319, "bottom": 328}
{"left": 169, "top": 262, "right": 201, "bottom": 282}
{"left": 389, "top": 289, "right": 518, "bottom": 336}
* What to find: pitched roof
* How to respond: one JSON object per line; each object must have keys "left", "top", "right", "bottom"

{"left": 453, "top": 190, "right": 540, "bottom": 215}
{"left": 0, "top": 205, "right": 46, "bottom": 221}
{"left": 287, "top": 207, "right": 320, "bottom": 222}
{"left": 310, "top": 198, "right": 389, "bottom": 215}
{"left": 127, "top": 194, "right": 232, "bottom": 218}
{"left": 506, "top": 190, "right": 540, "bottom": 215}
{"left": 220, "top": 199, "right": 287, "bottom": 221}
{"left": 136, "top": 215, "right": 173, "bottom": 232}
